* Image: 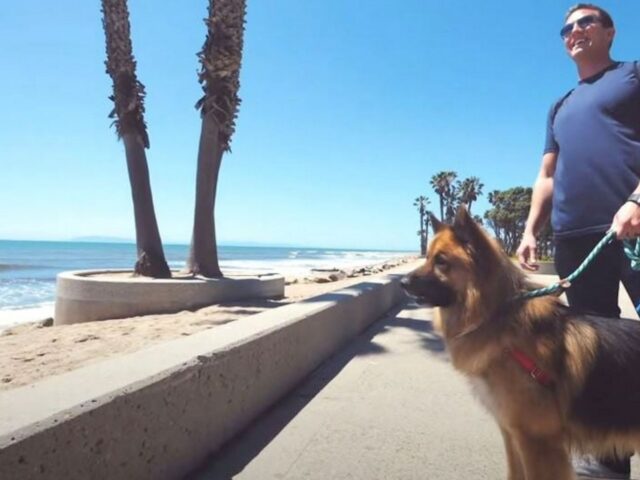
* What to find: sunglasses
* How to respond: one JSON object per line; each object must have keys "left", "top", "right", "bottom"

{"left": 560, "top": 14, "right": 600, "bottom": 39}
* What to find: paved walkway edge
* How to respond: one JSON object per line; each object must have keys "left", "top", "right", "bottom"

{"left": 0, "top": 266, "right": 414, "bottom": 480}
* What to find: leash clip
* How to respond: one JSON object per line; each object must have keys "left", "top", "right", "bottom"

{"left": 530, "top": 367, "right": 543, "bottom": 381}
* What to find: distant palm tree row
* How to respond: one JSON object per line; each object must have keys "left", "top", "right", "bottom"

{"left": 415, "top": 171, "right": 553, "bottom": 258}
{"left": 101, "top": 0, "right": 245, "bottom": 278}
{"left": 414, "top": 172, "right": 483, "bottom": 255}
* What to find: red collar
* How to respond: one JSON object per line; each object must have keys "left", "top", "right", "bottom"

{"left": 507, "top": 348, "right": 553, "bottom": 387}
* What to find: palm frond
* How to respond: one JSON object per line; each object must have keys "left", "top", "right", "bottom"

{"left": 196, "top": 0, "right": 246, "bottom": 152}
{"left": 101, "top": 0, "right": 149, "bottom": 148}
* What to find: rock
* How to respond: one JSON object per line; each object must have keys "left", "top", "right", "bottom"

{"left": 75, "top": 334, "right": 100, "bottom": 343}
{"left": 40, "top": 318, "right": 53, "bottom": 327}
{"left": 330, "top": 270, "right": 347, "bottom": 281}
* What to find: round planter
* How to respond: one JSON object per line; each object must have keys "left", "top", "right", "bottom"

{"left": 54, "top": 270, "right": 285, "bottom": 325}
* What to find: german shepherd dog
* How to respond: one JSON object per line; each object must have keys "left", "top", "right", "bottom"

{"left": 401, "top": 206, "right": 640, "bottom": 480}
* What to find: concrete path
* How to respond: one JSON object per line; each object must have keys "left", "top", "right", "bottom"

{"left": 190, "top": 301, "right": 505, "bottom": 479}
{"left": 189, "top": 276, "right": 640, "bottom": 480}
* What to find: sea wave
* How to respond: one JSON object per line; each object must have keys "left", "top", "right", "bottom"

{"left": 220, "top": 252, "right": 412, "bottom": 277}
{"left": 0, "top": 303, "right": 54, "bottom": 332}
{"left": 0, "top": 279, "right": 56, "bottom": 310}
{"left": 168, "top": 260, "right": 187, "bottom": 269}
{"left": 0, "top": 263, "right": 44, "bottom": 272}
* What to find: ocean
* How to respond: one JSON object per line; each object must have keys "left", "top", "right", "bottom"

{"left": 0, "top": 240, "right": 414, "bottom": 330}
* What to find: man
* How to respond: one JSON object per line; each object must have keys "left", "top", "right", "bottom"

{"left": 517, "top": 4, "right": 640, "bottom": 479}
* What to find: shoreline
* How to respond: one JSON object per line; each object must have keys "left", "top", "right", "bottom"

{"left": 0, "top": 256, "right": 419, "bottom": 392}
{"left": 0, "top": 255, "right": 416, "bottom": 329}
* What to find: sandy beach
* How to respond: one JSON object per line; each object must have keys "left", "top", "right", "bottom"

{"left": 0, "top": 257, "right": 418, "bottom": 392}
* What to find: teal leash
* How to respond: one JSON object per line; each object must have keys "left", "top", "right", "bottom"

{"left": 624, "top": 235, "right": 640, "bottom": 272}
{"left": 518, "top": 231, "right": 640, "bottom": 313}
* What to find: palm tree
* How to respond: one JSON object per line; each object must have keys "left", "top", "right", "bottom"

{"left": 457, "top": 176, "right": 484, "bottom": 214}
{"left": 430, "top": 171, "right": 457, "bottom": 221}
{"left": 187, "top": 0, "right": 246, "bottom": 277}
{"left": 101, "top": 0, "right": 170, "bottom": 278}
{"left": 413, "top": 196, "right": 430, "bottom": 256}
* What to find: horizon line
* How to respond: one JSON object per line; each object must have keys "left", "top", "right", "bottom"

{"left": 0, "top": 237, "right": 417, "bottom": 254}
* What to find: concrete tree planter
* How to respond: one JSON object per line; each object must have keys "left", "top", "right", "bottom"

{"left": 54, "top": 270, "right": 284, "bottom": 325}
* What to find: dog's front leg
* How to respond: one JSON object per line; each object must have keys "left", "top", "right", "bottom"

{"left": 500, "top": 427, "right": 525, "bottom": 480}
{"left": 513, "top": 431, "right": 575, "bottom": 480}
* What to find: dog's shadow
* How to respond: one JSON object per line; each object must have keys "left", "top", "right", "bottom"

{"left": 393, "top": 301, "right": 449, "bottom": 358}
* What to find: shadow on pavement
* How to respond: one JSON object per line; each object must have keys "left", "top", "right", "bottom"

{"left": 186, "top": 303, "right": 405, "bottom": 480}
{"left": 394, "top": 301, "right": 448, "bottom": 357}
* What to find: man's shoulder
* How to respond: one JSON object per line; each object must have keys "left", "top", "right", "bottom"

{"left": 613, "top": 61, "right": 640, "bottom": 83}
{"left": 615, "top": 60, "right": 639, "bottom": 75}
{"left": 551, "top": 61, "right": 639, "bottom": 104}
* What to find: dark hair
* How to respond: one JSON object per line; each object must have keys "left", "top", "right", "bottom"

{"left": 565, "top": 4, "right": 614, "bottom": 28}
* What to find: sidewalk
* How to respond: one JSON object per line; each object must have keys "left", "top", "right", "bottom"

{"left": 190, "top": 301, "right": 505, "bottom": 479}
{"left": 190, "top": 275, "right": 640, "bottom": 480}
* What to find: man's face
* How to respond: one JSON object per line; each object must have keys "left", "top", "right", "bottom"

{"left": 562, "top": 8, "right": 615, "bottom": 62}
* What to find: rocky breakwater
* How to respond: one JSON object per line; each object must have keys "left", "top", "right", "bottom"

{"left": 286, "top": 256, "right": 419, "bottom": 285}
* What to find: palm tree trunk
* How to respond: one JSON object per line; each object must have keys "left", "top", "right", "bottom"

{"left": 102, "top": 0, "right": 170, "bottom": 278}
{"left": 122, "top": 133, "right": 171, "bottom": 277}
{"left": 419, "top": 207, "right": 426, "bottom": 256}
{"left": 424, "top": 216, "right": 429, "bottom": 251}
{"left": 186, "top": 0, "right": 245, "bottom": 278}
{"left": 187, "top": 116, "right": 223, "bottom": 277}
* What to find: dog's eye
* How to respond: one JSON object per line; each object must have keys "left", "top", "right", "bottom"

{"left": 433, "top": 254, "right": 449, "bottom": 269}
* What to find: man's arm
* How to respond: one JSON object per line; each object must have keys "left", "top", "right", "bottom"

{"left": 517, "top": 152, "right": 557, "bottom": 270}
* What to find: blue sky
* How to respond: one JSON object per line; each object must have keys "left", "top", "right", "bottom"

{"left": 1, "top": 1, "right": 639, "bottom": 251}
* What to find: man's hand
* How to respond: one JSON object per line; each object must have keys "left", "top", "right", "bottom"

{"left": 517, "top": 231, "right": 539, "bottom": 271}
{"left": 611, "top": 201, "right": 640, "bottom": 239}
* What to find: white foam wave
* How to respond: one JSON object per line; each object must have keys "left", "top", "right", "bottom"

{"left": 0, "top": 303, "right": 54, "bottom": 332}
{"left": 168, "top": 260, "right": 187, "bottom": 269}
{"left": 219, "top": 251, "right": 411, "bottom": 278}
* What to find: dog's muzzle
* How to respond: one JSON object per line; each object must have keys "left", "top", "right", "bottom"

{"left": 401, "top": 273, "right": 455, "bottom": 307}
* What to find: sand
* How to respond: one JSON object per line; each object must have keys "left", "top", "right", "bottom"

{"left": 0, "top": 257, "right": 418, "bottom": 392}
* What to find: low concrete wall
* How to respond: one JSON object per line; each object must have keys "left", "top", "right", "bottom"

{"left": 55, "top": 270, "right": 284, "bottom": 325}
{"left": 0, "top": 269, "right": 411, "bottom": 480}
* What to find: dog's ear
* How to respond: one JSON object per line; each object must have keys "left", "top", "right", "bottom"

{"left": 452, "top": 205, "right": 492, "bottom": 254}
{"left": 428, "top": 211, "right": 445, "bottom": 234}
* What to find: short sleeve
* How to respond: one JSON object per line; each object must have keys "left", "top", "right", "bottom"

{"left": 543, "top": 103, "right": 559, "bottom": 155}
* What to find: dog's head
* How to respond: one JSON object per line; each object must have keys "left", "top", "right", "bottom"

{"left": 402, "top": 206, "right": 521, "bottom": 333}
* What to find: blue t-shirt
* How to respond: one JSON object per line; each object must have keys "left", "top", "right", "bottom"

{"left": 544, "top": 61, "right": 640, "bottom": 238}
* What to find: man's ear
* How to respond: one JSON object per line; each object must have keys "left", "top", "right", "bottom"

{"left": 606, "top": 27, "right": 615, "bottom": 48}
{"left": 428, "top": 212, "right": 445, "bottom": 234}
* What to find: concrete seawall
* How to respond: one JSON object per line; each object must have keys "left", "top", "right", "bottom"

{"left": 0, "top": 269, "right": 412, "bottom": 480}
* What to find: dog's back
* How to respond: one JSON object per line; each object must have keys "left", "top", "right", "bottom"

{"left": 570, "top": 314, "right": 640, "bottom": 430}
